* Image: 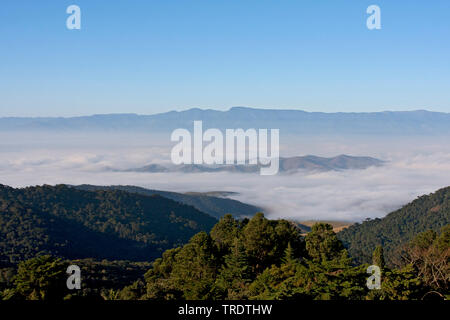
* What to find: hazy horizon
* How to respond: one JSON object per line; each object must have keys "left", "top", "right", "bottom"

{"left": 2, "top": 106, "right": 450, "bottom": 119}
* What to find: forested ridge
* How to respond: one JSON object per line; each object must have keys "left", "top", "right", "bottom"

{"left": 338, "top": 186, "right": 450, "bottom": 266}
{"left": 74, "top": 184, "right": 261, "bottom": 219}
{"left": 0, "top": 184, "right": 217, "bottom": 264}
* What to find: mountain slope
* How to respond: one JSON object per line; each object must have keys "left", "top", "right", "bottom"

{"left": 279, "top": 155, "right": 384, "bottom": 171}
{"left": 337, "top": 186, "right": 450, "bottom": 266}
{"left": 0, "top": 184, "right": 217, "bottom": 264}
{"left": 74, "top": 185, "right": 262, "bottom": 219}
{"left": 125, "top": 155, "right": 384, "bottom": 174}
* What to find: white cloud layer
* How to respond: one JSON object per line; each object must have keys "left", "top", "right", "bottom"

{"left": 1, "top": 132, "right": 450, "bottom": 222}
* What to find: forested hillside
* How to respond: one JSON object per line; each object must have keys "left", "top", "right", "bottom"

{"left": 74, "top": 184, "right": 261, "bottom": 219}
{"left": 0, "top": 184, "right": 217, "bottom": 264}
{"left": 0, "top": 185, "right": 448, "bottom": 300}
{"left": 3, "top": 214, "right": 447, "bottom": 300}
{"left": 108, "top": 215, "right": 450, "bottom": 300}
{"left": 338, "top": 186, "right": 450, "bottom": 265}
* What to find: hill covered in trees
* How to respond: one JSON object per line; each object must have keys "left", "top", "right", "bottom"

{"left": 138, "top": 214, "right": 447, "bottom": 300}
{"left": 0, "top": 184, "right": 217, "bottom": 264}
{"left": 74, "top": 185, "right": 261, "bottom": 220}
{"left": 0, "top": 184, "right": 448, "bottom": 300}
{"left": 2, "top": 214, "right": 447, "bottom": 300}
{"left": 338, "top": 186, "right": 450, "bottom": 266}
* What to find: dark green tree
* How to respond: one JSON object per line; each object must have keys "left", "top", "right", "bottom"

{"left": 366, "top": 265, "right": 422, "bottom": 300}
{"left": 213, "top": 238, "right": 251, "bottom": 299}
{"left": 241, "top": 213, "right": 303, "bottom": 273}
{"left": 241, "top": 213, "right": 275, "bottom": 273}
{"left": 372, "top": 245, "right": 385, "bottom": 270}
{"left": 210, "top": 214, "right": 239, "bottom": 256}
{"left": 305, "top": 223, "right": 344, "bottom": 263}
{"left": 13, "top": 255, "right": 67, "bottom": 300}
{"left": 145, "top": 232, "right": 218, "bottom": 300}
{"left": 281, "top": 243, "right": 296, "bottom": 265}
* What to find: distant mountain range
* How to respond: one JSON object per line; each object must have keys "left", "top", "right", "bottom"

{"left": 74, "top": 185, "right": 262, "bottom": 219}
{"left": 121, "top": 155, "right": 385, "bottom": 174}
{"left": 2, "top": 107, "right": 450, "bottom": 135}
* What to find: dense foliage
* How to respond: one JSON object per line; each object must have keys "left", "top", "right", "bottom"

{"left": 0, "top": 256, "right": 151, "bottom": 300}
{"left": 0, "top": 184, "right": 217, "bottom": 263}
{"left": 338, "top": 186, "right": 450, "bottom": 266}
{"left": 133, "top": 215, "right": 448, "bottom": 300}
{"left": 1, "top": 215, "right": 448, "bottom": 300}
{"left": 0, "top": 184, "right": 448, "bottom": 301}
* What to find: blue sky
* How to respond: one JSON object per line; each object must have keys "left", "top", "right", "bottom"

{"left": 1, "top": 0, "right": 449, "bottom": 116}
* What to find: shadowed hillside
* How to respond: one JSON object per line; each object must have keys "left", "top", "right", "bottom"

{"left": 0, "top": 184, "right": 217, "bottom": 264}
{"left": 74, "top": 185, "right": 262, "bottom": 219}
{"left": 338, "top": 186, "right": 450, "bottom": 266}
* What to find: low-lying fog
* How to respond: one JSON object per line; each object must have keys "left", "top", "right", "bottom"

{"left": 1, "top": 132, "right": 450, "bottom": 221}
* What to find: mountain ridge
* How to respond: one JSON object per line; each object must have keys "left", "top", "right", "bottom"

{"left": 337, "top": 186, "right": 450, "bottom": 266}
{"left": 2, "top": 107, "right": 450, "bottom": 134}
{"left": 0, "top": 184, "right": 218, "bottom": 264}
{"left": 73, "top": 184, "right": 262, "bottom": 219}
{"left": 122, "top": 154, "right": 385, "bottom": 174}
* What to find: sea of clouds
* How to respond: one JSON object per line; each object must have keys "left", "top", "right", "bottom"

{"left": 1, "top": 132, "right": 450, "bottom": 222}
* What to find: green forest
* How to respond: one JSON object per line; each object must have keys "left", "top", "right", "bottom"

{"left": 338, "top": 186, "right": 450, "bottom": 265}
{"left": 74, "top": 184, "right": 261, "bottom": 220}
{"left": 0, "top": 184, "right": 217, "bottom": 263}
{"left": 0, "top": 185, "right": 449, "bottom": 300}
